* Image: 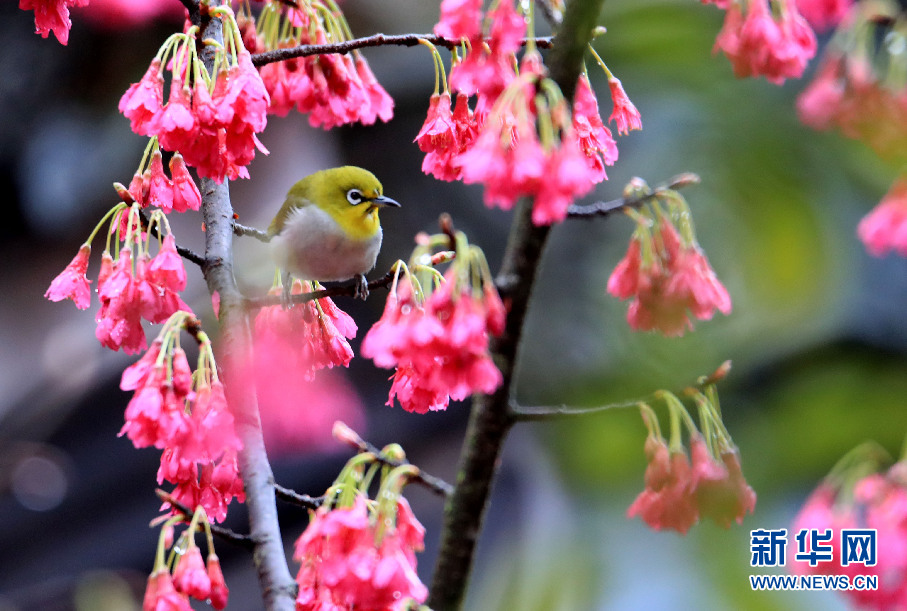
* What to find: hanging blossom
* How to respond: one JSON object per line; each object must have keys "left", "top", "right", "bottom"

{"left": 446, "top": 0, "right": 525, "bottom": 110}
{"left": 293, "top": 446, "right": 428, "bottom": 610}
{"left": 143, "top": 506, "right": 231, "bottom": 610}
{"left": 413, "top": 38, "right": 481, "bottom": 182}
{"left": 249, "top": 1, "right": 393, "bottom": 128}
{"left": 797, "top": 6, "right": 907, "bottom": 165}
{"left": 789, "top": 444, "right": 907, "bottom": 610}
{"left": 115, "top": 139, "right": 201, "bottom": 213}
{"left": 858, "top": 177, "right": 907, "bottom": 258}
{"left": 118, "top": 6, "right": 269, "bottom": 182}
{"left": 19, "top": 0, "right": 88, "bottom": 45}
{"left": 794, "top": 0, "right": 854, "bottom": 32}
{"left": 45, "top": 200, "right": 193, "bottom": 354}
{"left": 707, "top": 0, "right": 818, "bottom": 85}
{"left": 608, "top": 181, "right": 731, "bottom": 337}
{"left": 456, "top": 52, "right": 601, "bottom": 225}
{"left": 119, "top": 311, "right": 244, "bottom": 523}
{"left": 628, "top": 385, "right": 756, "bottom": 534}
{"left": 250, "top": 280, "right": 365, "bottom": 456}
{"left": 362, "top": 235, "right": 505, "bottom": 414}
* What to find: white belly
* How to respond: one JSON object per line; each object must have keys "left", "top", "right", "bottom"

{"left": 269, "top": 204, "right": 382, "bottom": 282}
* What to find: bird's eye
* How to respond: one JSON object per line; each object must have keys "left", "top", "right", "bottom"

{"left": 346, "top": 189, "right": 364, "bottom": 205}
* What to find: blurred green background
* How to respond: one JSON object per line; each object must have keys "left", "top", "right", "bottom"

{"left": 1, "top": 1, "right": 903, "bottom": 609}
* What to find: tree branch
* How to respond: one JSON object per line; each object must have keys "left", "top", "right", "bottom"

{"left": 273, "top": 484, "right": 324, "bottom": 510}
{"left": 510, "top": 361, "right": 732, "bottom": 421}
{"left": 566, "top": 173, "right": 701, "bottom": 219}
{"left": 233, "top": 221, "right": 272, "bottom": 243}
{"left": 510, "top": 399, "right": 641, "bottom": 422}
{"left": 427, "top": 1, "right": 607, "bottom": 608}
{"left": 156, "top": 489, "right": 255, "bottom": 550}
{"left": 197, "top": 6, "right": 296, "bottom": 610}
{"left": 138, "top": 209, "right": 206, "bottom": 267}
{"left": 334, "top": 426, "right": 455, "bottom": 498}
{"left": 250, "top": 34, "right": 553, "bottom": 67}
{"left": 244, "top": 270, "right": 396, "bottom": 309}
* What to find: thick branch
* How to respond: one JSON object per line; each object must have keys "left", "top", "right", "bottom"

{"left": 251, "top": 34, "right": 553, "bottom": 66}
{"left": 427, "top": 2, "right": 607, "bottom": 609}
{"left": 197, "top": 6, "right": 296, "bottom": 610}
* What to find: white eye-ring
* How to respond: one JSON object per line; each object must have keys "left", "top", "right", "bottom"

{"left": 346, "top": 189, "right": 364, "bottom": 205}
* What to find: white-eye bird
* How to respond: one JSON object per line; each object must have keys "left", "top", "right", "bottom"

{"left": 268, "top": 166, "right": 400, "bottom": 300}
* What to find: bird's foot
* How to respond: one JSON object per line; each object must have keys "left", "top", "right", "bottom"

{"left": 281, "top": 272, "right": 294, "bottom": 309}
{"left": 353, "top": 274, "right": 369, "bottom": 301}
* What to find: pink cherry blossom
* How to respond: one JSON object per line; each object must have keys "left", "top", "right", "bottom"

{"left": 433, "top": 0, "right": 483, "bottom": 41}
{"left": 293, "top": 495, "right": 428, "bottom": 610}
{"left": 20, "top": 0, "right": 87, "bottom": 45}
{"left": 858, "top": 178, "right": 907, "bottom": 257}
{"left": 173, "top": 546, "right": 211, "bottom": 601}
{"left": 607, "top": 77, "right": 642, "bottom": 135}
{"left": 45, "top": 244, "right": 92, "bottom": 309}
{"left": 795, "top": 0, "right": 853, "bottom": 32}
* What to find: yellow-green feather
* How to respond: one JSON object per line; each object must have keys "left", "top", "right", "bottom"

{"left": 268, "top": 166, "right": 387, "bottom": 241}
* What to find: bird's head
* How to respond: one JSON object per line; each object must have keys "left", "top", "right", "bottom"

{"left": 269, "top": 166, "right": 400, "bottom": 240}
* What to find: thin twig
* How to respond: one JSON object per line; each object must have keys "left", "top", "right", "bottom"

{"left": 336, "top": 427, "right": 455, "bottom": 497}
{"left": 156, "top": 489, "right": 255, "bottom": 550}
{"left": 233, "top": 221, "right": 272, "bottom": 243}
{"left": 138, "top": 209, "right": 206, "bottom": 267}
{"left": 510, "top": 399, "right": 641, "bottom": 422}
{"left": 244, "top": 270, "right": 396, "bottom": 309}
{"left": 566, "top": 173, "right": 701, "bottom": 219}
{"left": 251, "top": 34, "right": 553, "bottom": 66}
{"left": 273, "top": 484, "right": 324, "bottom": 510}
{"left": 510, "top": 361, "right": 732, "bottom": 422}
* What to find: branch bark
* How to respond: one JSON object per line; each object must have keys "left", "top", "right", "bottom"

{"left": 196, "top": 6, "right": 296, "bottom": 610}
{"left": 250, "top": 34, "right": 553, "bottom": 67}
{"left": 427, "top": 1, "right": 608, "bottom": 608}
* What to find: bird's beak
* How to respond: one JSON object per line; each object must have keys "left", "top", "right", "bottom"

{"left": 369, "top": 195, "right": 401, "bottom": 208}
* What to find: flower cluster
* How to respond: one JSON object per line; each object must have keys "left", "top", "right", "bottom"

{"left": 628, "top": 386, "right": 756, "bottom": 534}
{"left": 796, "top": 18, "right": 907, "bottom": 165}
{"left": 795, "top": 7, "right": 907, "bottom": 259}
{"left": 142, "top": 508, "right": 230, "bottom": 610}
{"left": 118, "top": 144, "right": 201, "bottom": 213}
{"left": 422, "top": 1, "right": 640, "bottom": 224}
{"left": 607, "top": 182, "right": 731, "bottom": 337}
{"left": 790, "top": 445, "right": 907, "bottom": 610}
{"left": 120, "top": 313, "right": 243, "bottom": 523}
{"left": 293, "top": 445, "right": 428, "bottom": 610}
{"left": 706, "top": 0, "right": 817, "bottom": 85}
{"left": 245, "top": 1, "right": 393, "bottom": 128}
{"left": 362, "top": 235, "right": 505, "bottom": 414}
{"left": 119, "top": 7, "right": 269, "bottom": 182}
{"left": 251, "top": 281, "right": 365, "bottom": 455}
{"left": 45, "top": 202, "right": 193, "bottom": 354}
{"left": 19, "top": 0, "right": 87, "bottom": 45}
{"left": 794, "top": 0, "right": 853, "bottom": 32}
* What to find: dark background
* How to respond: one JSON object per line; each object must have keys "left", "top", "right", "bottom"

{"left": 1, "top": 1, "right": 904, "bottom": 610}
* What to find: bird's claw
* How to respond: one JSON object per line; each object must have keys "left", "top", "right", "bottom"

{"left": 353, "top": 274, "right": 369, "bottom": 301}
{"left": 281, "top": 272, "right": 294, "bottom": 309}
